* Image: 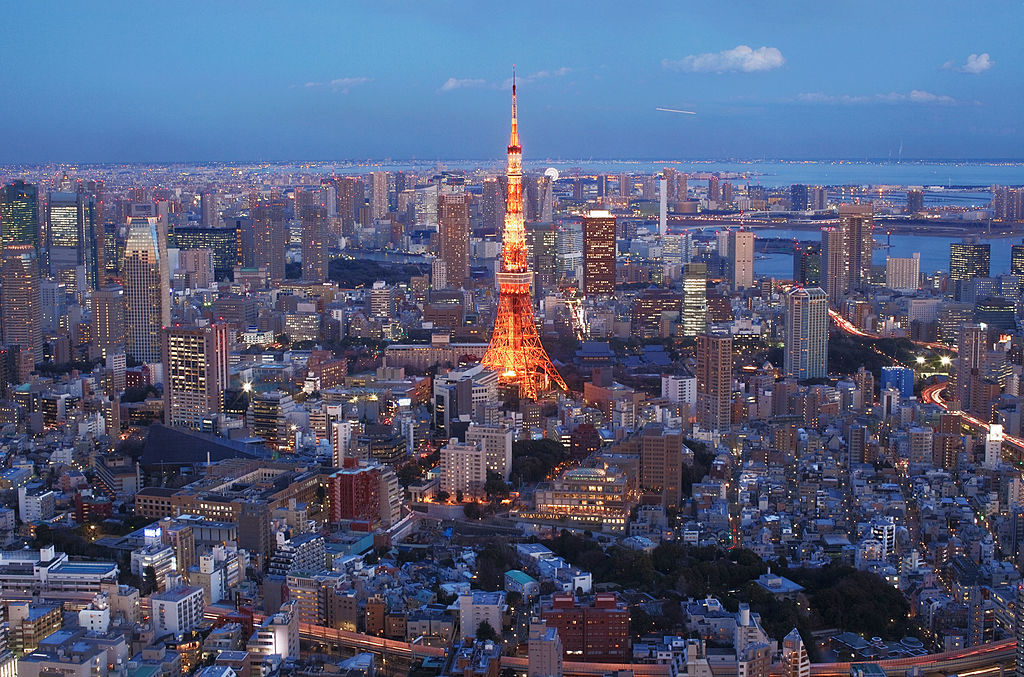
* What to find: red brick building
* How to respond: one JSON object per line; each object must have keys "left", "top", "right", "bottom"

{"left": 540, "top": 593, "right": 629, "bottom": 662}
{"left": 327, "top": 458, "right": 381, "bottom": 525}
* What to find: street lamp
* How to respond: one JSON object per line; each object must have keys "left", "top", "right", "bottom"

{"left": 915, "top": 356, "right": 925, "bottom": 365}
{"left": 940, "top": 356, "right": 951, "bottom": 366}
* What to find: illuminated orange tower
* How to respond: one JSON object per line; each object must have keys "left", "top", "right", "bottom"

{"left": 481, "top": 73, "right": 567, "bottom": 400}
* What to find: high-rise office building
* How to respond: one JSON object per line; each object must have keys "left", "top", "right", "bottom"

{"left": 906, "top": 188, "right": 924, "bottom": 214}
{"left": 790, "top": 184, "right": 810, "bottom": 211}
{"left": 618, "top": 173, "right": 630, "bottom": 198}
{"left": 821, "top": 227, "right": 847, "bottom": 307}
{"left": 885, "top": 253, "right": 920, "bottom": 292}
{"left": 301, "top": 205, "right": 328, "bottom": 283}
{"left": 880, "top": 366, "right": 914, "bottom": 399}
{"left": 525, "top": 223, "right": 558, "bottom": 291}
{"left": 708, "top": 175, "right": 720, "bottom": 202}
{"left": 0, "top": 244, "right": 42, "bottom": 362}
{"left": 123, "top": 216, "right": 170, "bottom": 364}
{"left": 0, "top": 180, "right": 39, "bottom": 253}
{"left": 465, "top": 423, "right": 514, "bottom": 480}
{"left": 680, "top": 263, "right": 707, "bottom": 337}
{"left": 46, "top": 191, "right": 83, "bottom": 284}
{"left": 783, "top": 287, "right": 828, "bottom": 380}
{"left": 955, "top": 323, "right": 986, "bottom": 411}
{"left": 334, "top": 176, "right": 362, "bottom": 232}
{"left": 583, "top": 210, "right": 616, "bottom": 295}
{"left": 162, "top": 323, "right": 229, "bottom": 429}
{"left": 950, "top": 240, "right": 991, "bottom": 282}
{"left": 481, "top": 177, "right": 505, "bottom": 232}
{"left": 438, "top": 191, "right": 470, "bottom": 287}
{"left": 173, "top": 225, "right": 238, "bottom": 281}
{"left": 1011, "top": 242, "right": 1024, "bottom": 284}
{"left": 697, "top": 330, "right": 732, "bottom": 433}
{"left": 252, "top": 198, "right": 286, "bottom": 282}
{"left": 839, "top": 204, "right": 874, "bottom": 288}
{"left": 659, "top": 178, "right": 668, "bottom": 236}
{"left": 371, "top": 172, "right": 388, "bottom": 220}
{"left": 200, "top": 192, "right": 218, "bottom": 226}
{"left": 823, "top": 206, "right": 874, "bottom": 304}
{"left": 727, "top": 229, "right": 754, "bottom": 290}
{"left": 92, "top": 285, "right": 126, "bottom": 360}
{"left": 792, "top": 242, "right": 821, "bottom": 285}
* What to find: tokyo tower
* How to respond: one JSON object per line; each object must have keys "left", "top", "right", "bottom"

{"left": 481, "top": 72, "right": 568, "bottom": 400}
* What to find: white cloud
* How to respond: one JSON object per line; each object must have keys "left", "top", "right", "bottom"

{"left": 501, "top": 67, "right": 571, "bottom": 89}
{"left": 943, "top": 53, "right": 994, "bottom": 74}
{"left": 663, "top": 45, "right": 785, "bottom": 73}
{"left": 439, "top": 77, "right": 489, "bottom": 92}
{"left": 304, "top": 77, "right": 372, "bottom": 93}
{"left": 440, "top": 67, "right": 571, "bottom": 93}
{"left": 796, "top": 90, "right": 958, "bottom": 105}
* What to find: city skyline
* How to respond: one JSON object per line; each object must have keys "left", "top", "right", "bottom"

{"left": 1, "top": 1, "right": 1022, "bottom": 163}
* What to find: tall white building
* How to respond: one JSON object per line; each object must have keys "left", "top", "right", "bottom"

{"left": 661, "top": 373, "right": 697, "bottom": 406}
{"left": 371, "top": 171, "right": 388, "bottom": 220}
{"left": 658, "top": 177, "right": 668, "bottom": 236}
{"left": 123, "top": 216, "right": 169, "bottom": 364}
{"left": 727, "top": 230, "right": 754, "bottom": 290}
{"left": 248, "top": 600, "right": 300, "bottom": 659}
{"left": 457, "top": 591, "right": 505, "bottom": 641}
{"left": 784, "top": 286, "right": 828, "bottom": 380}
{"left": 466, "top": 424, "right": 513, "bottom": 480}
{"left": 151, "top": 584, "right": 204, "bottom": 637}
{"left": 986, "top": 424, "right": 1003, "bottom": 469}
{"left": 886, "top": 253, "right": 921, "bottom": 292}
{"left": 440, "top": 438, "right": 487, "bottom": 498}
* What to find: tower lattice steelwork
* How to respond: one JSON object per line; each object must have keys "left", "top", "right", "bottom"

{"left": 481, "top": 74, "right": 567, "bottom": 400}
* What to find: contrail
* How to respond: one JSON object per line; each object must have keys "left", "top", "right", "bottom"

{"left": 656, "top": 107, "right": 697, "bottom": 115}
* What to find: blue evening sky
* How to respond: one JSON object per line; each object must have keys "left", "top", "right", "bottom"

{"left": 1, "top": 1, "right": 1021, "bottom": 162}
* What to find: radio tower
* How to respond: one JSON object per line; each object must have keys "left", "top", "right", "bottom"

{"left": 481, "top": 70, "right": 567, "bottom": 400}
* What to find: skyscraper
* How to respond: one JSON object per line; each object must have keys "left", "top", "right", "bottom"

{"left": 174, "top": 224, "right": 238, "bottom": 281}
{"left": 658, "top": 177, "right": 668, "bottom": 236}
{"left": 162, "top": 323, "right": 229, "bottom": 429}
{"left": 252, "top": 198, "right": 286, "bottom": 282}
{"left": 790, "top": 184, "right": 809, "bottom": 211}
{"left": 123, "top": 216, "right": 170, "bottom": 364}
{"left": 821, "top": 227, "right": 847, "bottom": 307}
{"left": 696, "top": 330, "right": 732, "bottom": 433}
{"left": 481, "top": 177, "right": 505, "bottom": 232}
{"left": 438, "top": 191, "right": 470, "bottom": 287}
{"left": 200, "top": 192, "right": 218, "bottom": 226}
{"left": 371, "top": 171, "right": 388, "bottom": 220}
{"left": 0, "top": 180, "right": 39, "bottom": 254}
{"left": 727, "top": 230, "right": 754, "bottom": 290}
{"left": 618, "top": 173, "right": 630, "bottom": 198}
{"left": 92, "top": 285, "right": 126, "bottom": 360}
{"left": 525, "top": 223, "right": 558, "bottom": 291}
{"left": 301, "top": 205, "right": 328, "bottom": 283}
{"left": 1011, "top": 242, "right": 1024, "bottom": 284}
{"left": 784, "top": 286, "right": 828, "bottom": 380}
{"left": 334, "top": 176, "right": 362, "bottom": 233}
{"left": 839, "top": 204, "right": 874, "bottom": 288}
{"left": 680, "top": 263, "right": 707, "bottom": 337}
{"left": 0, "top": 244, "right": 42, "bottom": 362}
{"left": 46, "top": 191, "right": 83, "bottom": 284}
{"left": 885, "top": 253, "right": 920, "bottom": 292}
{"left": 954, "top": 323, "right": 986, "bottom": 411}
{"left": 708, "top": 175, "right": 720, "bottom": 202}
{"left": 906, "top": 188, "right": 924, "bottom": 214}
{"left": 583, "top": 210, "right": 616, "bottom": 296}
{"left": 792, "top": 242, "right": 821, "bottom": 285}
{"left": 949, "top": 240, "right": 991, "bottom": 282}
